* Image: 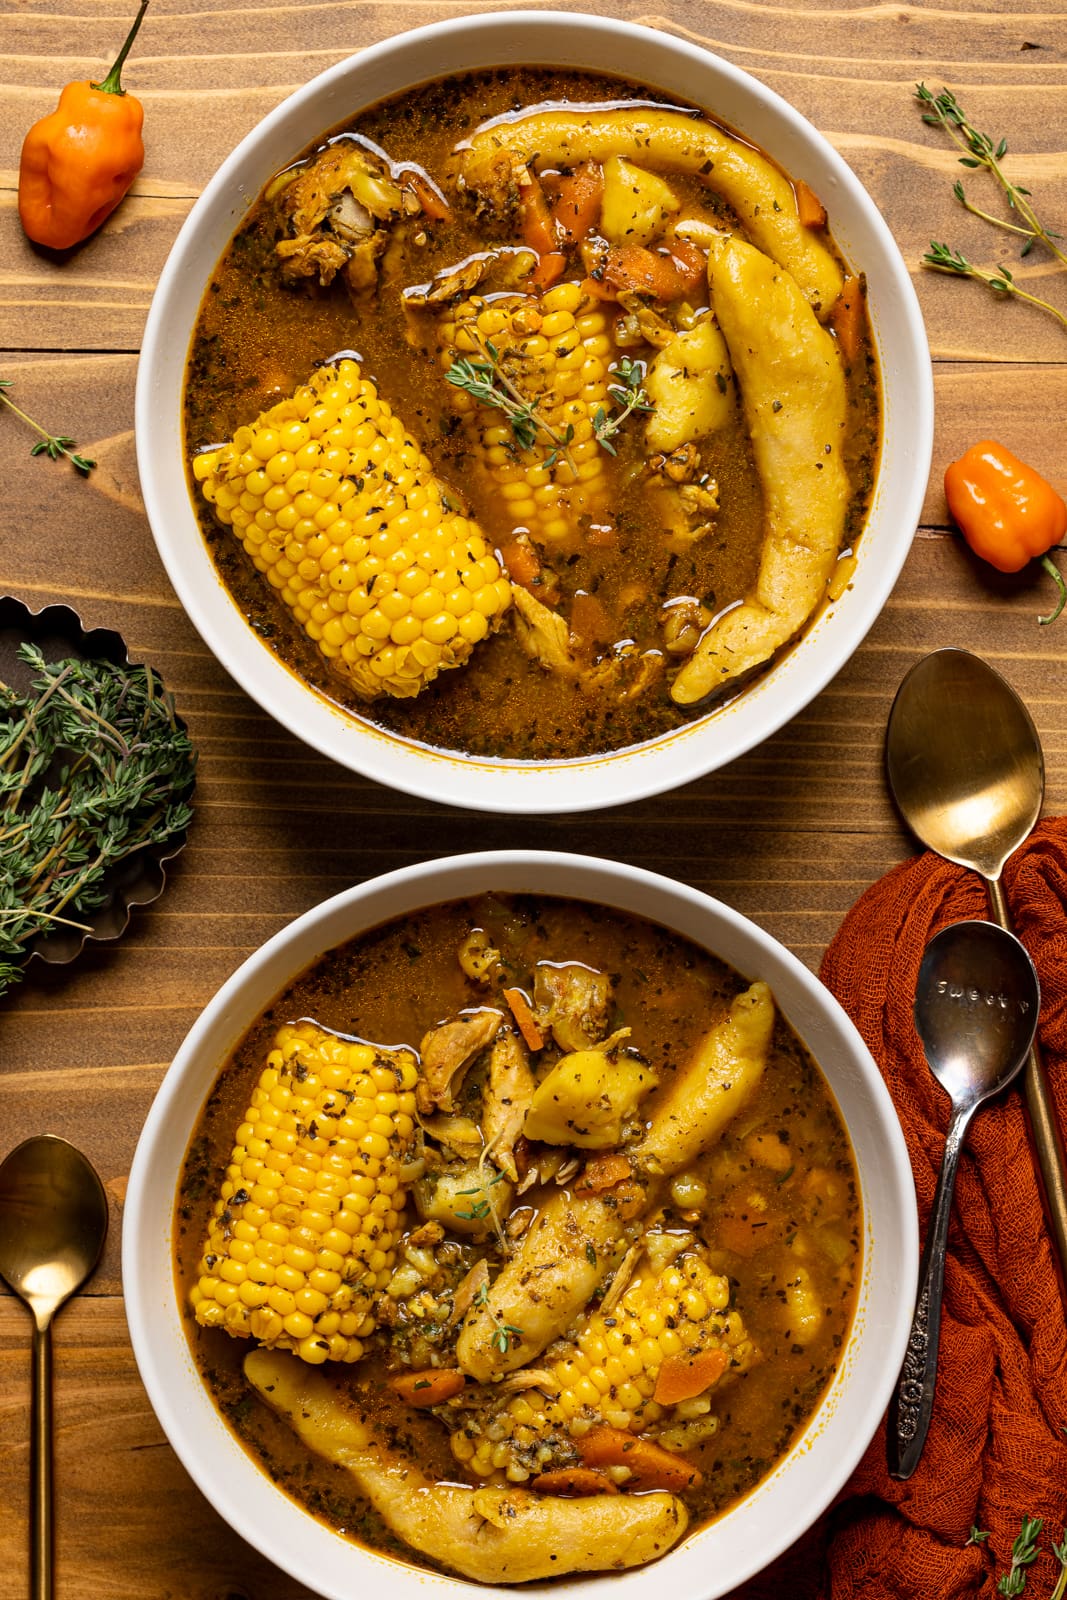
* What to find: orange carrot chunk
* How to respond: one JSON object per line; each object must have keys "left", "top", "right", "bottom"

{"left": 575, "top": 1152, "right": 632, "bottom": 1194}
{"left": 518, "top": 172, "right": 558, "bottom": 256}
{"left": 531, "top": 1467, "right": 618, "bottom": 1496}
{"left": 576, "top": 1426, "right": 703, "bottom": 1491}
{"left": 653, "top": 1347, "right": 729, "bottom": 1407}
{"left": 551, "top": 161, "right": 604, "bottom": 247}
{"left": 503, "top": 987, "right": 544, "bottom": 1051}
{"left": 499, "top": 538, "right": 541, "bottom": 591}
{"left": 388, "top": 1368, "right": 467, "bottom": 1407}
{"left": 829, "top": 275, "right": 865, "bottom": 364}
{"left": 404, "top": 169, "right": 452, "bottom": 222}
{"left": 531, "top": 250, "right": 567, "bottom": 289}
{"left": 795, "top": 178, "right": 827, "bottom": 229}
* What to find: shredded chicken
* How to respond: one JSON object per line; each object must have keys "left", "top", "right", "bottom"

{"left": 417, "top": 1009, "right": 503, "bottom": 1114}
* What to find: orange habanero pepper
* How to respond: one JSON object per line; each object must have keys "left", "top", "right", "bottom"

{"left": 944, "top": 438, "right": 1067, "bottom": 625}
{"left": 18, "top": 0, "right": 149, "bottom": 251}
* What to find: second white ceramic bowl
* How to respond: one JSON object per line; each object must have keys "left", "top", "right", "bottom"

{"left": 124, "top": 850, "right": 918, "bottom": 1600}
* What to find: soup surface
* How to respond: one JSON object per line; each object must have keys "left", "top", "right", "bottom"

{"left": 175, "top": 894, "right": 861, "bottom": 1581}
{"left": 184, "top": 68, "right": 880, "bottom": 762}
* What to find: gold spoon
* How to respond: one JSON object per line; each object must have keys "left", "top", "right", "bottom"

{"left": 886, "top": 647, "right": 1067, "bottom": 1301}
{"left": 0, "top": 1136, "right": 109, "bottom": 1600}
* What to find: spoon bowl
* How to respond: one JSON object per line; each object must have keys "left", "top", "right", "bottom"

{"left": 0, "top": 1136, "right": 109, "bottom": 1600}
{"left": 888, "top": 921, "right": 1039, "bottom": 1480}
{"left": 886, "top": 647, "right": 1043, "bottom": 881}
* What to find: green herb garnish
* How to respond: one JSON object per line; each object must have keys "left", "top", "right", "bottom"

{"left": 0, "top": 643, "right": 196, "bottom": 996}
{"left": 0, "top": 379, "right": 96, "bottom": 474}
{"left": 592, "top": 356, "right": 654, "bottom": 455}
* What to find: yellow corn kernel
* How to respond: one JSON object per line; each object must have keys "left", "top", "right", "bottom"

{"left": 193, "top": 359, "right": 512, "bottom": 699}
{"left": 190, "top": 1021, "right": 419, "bottom": 1365}
{"left": 438, "top": 283, "right": 613, "bottom": 546}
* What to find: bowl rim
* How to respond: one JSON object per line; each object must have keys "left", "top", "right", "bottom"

{"left": 136, "top": 9, "right": 933, "bottom": 816}
{"left": 123, "top": 847, "right": 919, "bottom": 1600}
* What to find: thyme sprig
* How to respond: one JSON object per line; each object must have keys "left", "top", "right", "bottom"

{"left": 472, "top": 1277, "right": 523, "bottom": 1355}
{"left": 968, "top": 1518, "right": 1067, "bottom": 1598}
{"left": 446, "top": 334, "right": 578, "bottom": 472}
{"left": 917, "top": 85, "right": 1067, "bottom": 267}
{"left": 593, "top": 356, "right": 654, "bottom": 456}
{"left": 0, "top": 379, "right": 96, "bottom": 474}
{"left": 0, "top": 644, "right": 196, "bottom": 997}
{"left": 922, "top": 244, "right": 1067, "bottom": 333}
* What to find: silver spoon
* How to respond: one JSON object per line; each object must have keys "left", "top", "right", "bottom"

{"left": 886, "top": 648, "right": 1067, "bottom": 1301}
{"left": 0, "top": 1136, "right": 109, "bottom": 1600}
{"left": 888, "top": 920, "right": 1039, "bottom": 1479}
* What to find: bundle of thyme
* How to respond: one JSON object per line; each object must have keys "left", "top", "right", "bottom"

{"left": 917, "top": 84, "right": 1067, "bottom": 334}
{"left": 0, "top": 643, "right": 196, "bottom": 996}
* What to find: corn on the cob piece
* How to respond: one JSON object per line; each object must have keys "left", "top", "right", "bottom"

{"left": 190, "top": 1020, "right": 419, "bottom": 1365}
{"left": 192, "top": 359, "right": 512, "bottom": 700}
{"left": 438, "top": 281, "right": 613, "bottom": 545}
{"left": 449, "top": 1251, "right": 753, "bottom": 1481}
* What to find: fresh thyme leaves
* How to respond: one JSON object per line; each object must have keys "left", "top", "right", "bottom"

{"left": 922, "top": 244, "right": 1067, "bottom": 333}
{"left": 445, "top": 335, "right": 577, "bottom": 471}
{"left": 0, "top": 644, "right": 196, "bottom": 996}
{"left": 998, "top": 1516, "right": 1044, "bottom": 1596}
{"left": 916, "top": 84, "right": 1067, "bottom": 333}
{"left": 917, "top": 85, "right": 1066, "bottom": 266}
{"left": 0, "top": 379, "right": 96, "bottom": 474}
{"left": 969, "top": 1527, "right": 992, "bottom": 1546}
{"left": 490, "top": 1321, "right": 522, "bottom": 1354}
{"left": 446, "top": 336, "right": 653, "bottom": 470}
{"left": 592, "top": 356, "right": 654, "bottom": 456}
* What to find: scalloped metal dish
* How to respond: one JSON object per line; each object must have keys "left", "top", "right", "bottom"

{"left": 0, "top": 595, "right": 194, "bottom": 979}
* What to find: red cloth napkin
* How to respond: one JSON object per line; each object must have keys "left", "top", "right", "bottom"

{"left": 732, "top": 820, "right": 1067, "bottom": 1599}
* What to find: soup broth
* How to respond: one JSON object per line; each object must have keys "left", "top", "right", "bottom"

{"left": 175, "top": 894, "right": 861, "bottom": 1580}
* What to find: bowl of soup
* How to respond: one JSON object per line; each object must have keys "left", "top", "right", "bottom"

{"left": 124, "top": 849, "right": 918, "bottom": 1598}
{"left": 137, "top": 13, "right": 932, "bottom": 812}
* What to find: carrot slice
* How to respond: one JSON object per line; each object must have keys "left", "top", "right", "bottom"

{"left": 531, "top": 250, "right": 567, "bottom": 289}
{"left": 653, "top": 1347, "right": 729, "bottom": 1406}
{"left": 403, "top": 169, "right": 452, "bottom": 222}
{"left": 575, "top": 1151, "right": 632, "bottom": 1194}
{"left": 665, "top": 235, "right": 707, "bottom": 295}
{"left": 499, "top": 538, "right": 541, "bottom": 590}
{"left": 794, "top": 178, "right": 827, "bottom": 229}
{"left": 518, "top": 172, "right": 559, "bottom": 256}
{"left": 551, "top": 161, "right": 604, "bottom": 247}
{"left": 531, "top": 1467, "right": 618, "bottom": 1496}
{"left": 503, "top": 987, "right": 544, "bottom": 1051}
{"left": 601, "top": 243, "right": 704, "bottom": 303}
{"left": 388, "top": 1368, "right": 467, "bottom": 1406}
{"left": 577, "top": 1426, "right": 703, "bottom": 1491}
{"left": 829, "top": 275, "right": 865, "bottom": 364}
{"left": 569, "top": 591, "right": 614, "bottom": 648}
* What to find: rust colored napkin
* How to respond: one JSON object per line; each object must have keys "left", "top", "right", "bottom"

{"left": 733, "top": 820, "right": 1067, "bottom": 1599}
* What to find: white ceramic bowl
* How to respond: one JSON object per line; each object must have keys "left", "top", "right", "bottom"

{"left": 137, "top": 13, "right": 933, "bottom": 815}
{"left": 124, "top": 850, "right": 918, "bottom": 1600}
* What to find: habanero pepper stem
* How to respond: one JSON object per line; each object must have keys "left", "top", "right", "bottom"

{"left": 17, "top": 0, "right": 149, "bottom": 252}
{"left": 944, "top": 439, "right": 1067, "bottom": 626}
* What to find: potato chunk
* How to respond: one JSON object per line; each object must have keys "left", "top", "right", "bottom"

{"left": 524, "top": 1048, "right": 657, "bottom": 1147}
{"left": 600, "top": 156, "right": 682, "bottom": 245}
{"left": 645, "top": 318, "right": 733, "bottom": 453}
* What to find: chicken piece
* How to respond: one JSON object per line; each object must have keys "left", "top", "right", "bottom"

{"left": 245, "top": 1348, "right": 687, "bottom": 1581}
{"left": 421, "top": 1114, "right": 485, "bottom": 1161}
{"left": 273, "top": 142, "right": 406, "bottom": 293}
{"left": 483, "top": 1029, "right": 536, "bottom": 1181}
{"left": 417, "top": 1009, "right": 503, "bottom": 1114}
{"left": 458, "top": 983, "right": 775, "bottom": 1380}
{"left": 634, "top": 982, "right": 775, "bottom": 1174}
{"left": 533, "top": 962, "right": 613, "bottom": 1052}
{"left": 671, "top": 237, "right": 851, "bottom": 704}
{"left": 458, "top": 108, "right": 843, "bottom": 313}
{"left": 511, "top": 584, "right": 580, "bottom": 679}
{"left": 414, "top": 1160, "right": 514, "bottom": 1238}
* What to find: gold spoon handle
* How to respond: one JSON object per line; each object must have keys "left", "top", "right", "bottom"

{"left": 987, "top": 878, "right": 1067, "bottom": 1304}
{"left": 31, "top": 1319, "right": 54, "bottom": 1600}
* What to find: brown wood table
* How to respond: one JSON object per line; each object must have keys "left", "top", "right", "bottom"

{"left": 1, "top": 3, "right": 1066, "bottom": 1595}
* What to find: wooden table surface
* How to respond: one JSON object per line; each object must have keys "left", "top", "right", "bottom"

{"left": 2, "top": 2, "right": 1066, "bottom": 1595}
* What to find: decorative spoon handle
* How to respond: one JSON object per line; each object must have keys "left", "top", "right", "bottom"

{"left": 31, "top": 1318, "right": 54, "bottom": 1600}
{"left": 987, "top": 878, "right": 1067, "bottom": 1303}
{"left": 888, "top": 1102, "right": 974, "bottom": 1480}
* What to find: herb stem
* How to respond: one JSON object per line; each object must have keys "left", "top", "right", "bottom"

{"left": 0, "top": 381, "right": 97, "bottom": 475}
{"left": 922, "top": 244, "right": 1067, "bottom": 333}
